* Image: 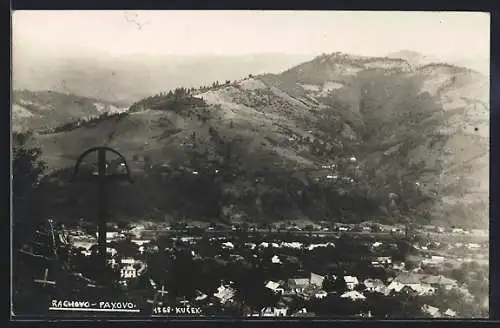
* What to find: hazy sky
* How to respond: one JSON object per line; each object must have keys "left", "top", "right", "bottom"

{"left": 12, "top": 11, "right": 490, "bottom": 59}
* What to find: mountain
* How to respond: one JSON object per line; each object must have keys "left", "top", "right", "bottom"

{"left": 12, "top": 90, "right": 129, "bottom": 133}
{"left": 17, "top": 52, "right": 489, "bottom": 229}
{"left": 387, "top": 50, "right": 489, "bottom": 76}
{"left": 386, "top": 50, "right": 439, "bottom": 67}
{"left": 12, "top": 51, "right": 312, "bottom": 104}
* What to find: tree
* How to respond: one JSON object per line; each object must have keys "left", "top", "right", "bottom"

{"left": 322, "top": 277, "right": 336, "bottom": 293}
{"left": 12, "top": 132, "right": 46, "bottom": 246}
{"left": 333, "top": 276, "right": 348, "bottom": 294}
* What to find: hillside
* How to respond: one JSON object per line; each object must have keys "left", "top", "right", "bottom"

{"left": 17, "top": 52, "right": 489, "bottom": 228}
{"left": 12, "top": 90, "right": 129, "bottom": 133}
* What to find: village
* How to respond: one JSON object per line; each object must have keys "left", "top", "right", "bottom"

{"left": 64, "top": 219, "right": 489, "bottom": 318}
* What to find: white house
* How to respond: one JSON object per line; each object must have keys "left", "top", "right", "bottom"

{"left": 121, "top": 258, "right": 136, "bottom": 265}
{"left": 363, "top": 279, "right": 386, "bottom": 293}
{"left": 341, "top": 291, "right": 366, "bottom": 301}
{"left": 344, "top": 276, "right": 359, "bottom": 290}
{"left": 96, "top": 231, "right": 121, "bottom": 241}
{"left": 431, "top": 256, "right": 445, "bottom": 262}
{"left": 271, "top": 255, "right": 282, "bottom": 264}
{"left": 412, "top": 284, "right": 436, "bottom": 296}
{"left": 377, "top": 256, "right": 392, "bottom": 264}
{"left": 260, "top": 307, "right": 288, "bottom": 317}
{"left": 392, "top": 261, "right": 406, "bottom": 270}
{"left": 444, "top": 308, "right": 457, "bottom": 317}
{"left": 310, "top": 273, "right": 325, "bottom": 287}
{"left": 244, "top": 242, "right": 257, "bottom": 250}
{"left": 288, "top": 278, "right": 310, "bottom": 294}
{"left": 467, "top": 243, "right": 481, "bottom": 249}
{"left": 421, "top": 304, "right": 441, "bottom": 318}
{"left": 222, "top": 241, "right": 235, "bottom": 250}
{"left": 120, "top": 265, "right": 137, "bottom": 279}
{"left": 214, "top": 284, "right": 235, "bottom": 304}
{"left": 106, "top": 247, "right": 118, "bottom": 257}
{"left": 265, "top": 281, "right": 284, "bottom": 294}
{"left": 315, "top": 290, "right": 328, "bottom": 299}
{"left": 132, "top": 239, "right": 151, "bottom": 246}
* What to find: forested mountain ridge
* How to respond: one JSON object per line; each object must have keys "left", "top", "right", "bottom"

{"left": 14, "top": 52, "right": 489, "bottom": 228}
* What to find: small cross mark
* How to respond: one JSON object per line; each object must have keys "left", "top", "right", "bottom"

{"left": 34, "top": 268, "right": 56, "bottom": 287}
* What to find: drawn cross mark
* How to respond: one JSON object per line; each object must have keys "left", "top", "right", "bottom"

{"left": 157, "top": 285, "right": 169, "bottom": 297}
{"left": 34, "top": 268, "right": 56, "bottom": 287}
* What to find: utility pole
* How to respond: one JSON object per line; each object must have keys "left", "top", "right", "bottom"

{"left": 72, "top": 147, "right": 133, "bottom": 281}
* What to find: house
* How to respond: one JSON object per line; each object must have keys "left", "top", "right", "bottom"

{"left": 81, "top": 249, "right": 92, "bottom": 256}
{"left": 344, "top": 276, "right": 359, "bottom": 290}
{"left": 315, "top": 290, "right": 328, "bottom": 299}
{"left": 96, "top": 231, "right": 121, "bottom": 241}
{"left": 307, "top": 243, "right": 330, "bottom": 250}
{"left": 288, "top": 278, "right": 310, "bottom": 294}
{"left": 341, "top": 291, "right": 366, "bottom": 301}
{"left": 377, "top": 256, "right": 392, "bottom": 264}
{"left": 121, "top": 258, "right": 136, "bottom": 265}
{"left": 260, "top": 306, "right": 288, "bottom": 317}
{"left": 431, "top": 256, "right": 445, "bottom": 263}
{"left": 421, "top": 304, "right": 441, "bottom": 318}
{"left": 363, "top": 279, "right": 386, "bottom": 293}
{"left": 214, "top": 284, "right": 235, "bottom": 304}
{"left": 265, "top": 281, "right": 285, "bottom": 294}
{"left": 452, "top": 228, "right": 465, "bottom": 233}
{"left": 338, "top": 227, "right": 349, "bottom": 232}
{"left": 120, "top": 265, "right": 137, "bottom": 279}
{"left": 222, "top": 241, "right": 235, "bottom": 250}
{"left": 400, "top": 285, "right": 419, "bottom": 296}
{"left": 310, "top": 273, "right": 325, "bottom": 287}
{"left": 297, "top": 284, "right": 323, "bottom": 300}
{"left": 387, "top": 272, "right": 426, "bottom": 294}
{"left": 372, "top": 242, "right": 383, "bottom": 248}
{"left": 271, "top": 255, "right": 282, "bottom": 264}
{"left": 392, "top": 261, "right": 405, "bottom": 270}
{"left": 131, "top": 239, "right": 151, "bottom": 246}
{"left": 437, "top": 227, "right": 445, "bottom": 233}
{"left": 412, "top": 284, "right": 436, "bottom": 296}
{"left": 259, "top": 242, "right": 270, "bottom": 248}
{"left": 421, "top": 275, "right": 458, "bottom": 290}
{"left": 282, "top": 242, "right": 303, "bottom": 249}
{"left": 244, "top": 242, "right": 256, "bottom": 250}
{"left": 444, "top": 308, "right": 457, "bottom": 317}
{"left": 467, "top": 243, "right": 481, "bottom": 249}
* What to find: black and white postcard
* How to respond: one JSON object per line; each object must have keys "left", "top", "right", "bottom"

{"left": 11, "top": 10, "right": 490, "bottom": 319}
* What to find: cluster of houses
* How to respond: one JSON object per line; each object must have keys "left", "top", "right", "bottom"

{"left": 211, "top": 268, "right": 467, "bottom": 317}
{"left": 62, "top": 218, "right": 485, "bottom": 318}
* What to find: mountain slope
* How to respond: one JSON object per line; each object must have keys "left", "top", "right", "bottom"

{"left": 12, "top": 90, "right": 129, "bottom": 133}
{"left": 18, "top": 52, "right": 489, "bottom": 228}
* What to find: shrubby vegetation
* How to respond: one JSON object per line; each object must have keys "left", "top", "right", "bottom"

{"left": 129, "top": 87, "right": 206, "bottom": 113}
{"left": 40, "top": 111, "right": 130, "bottom": 134}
